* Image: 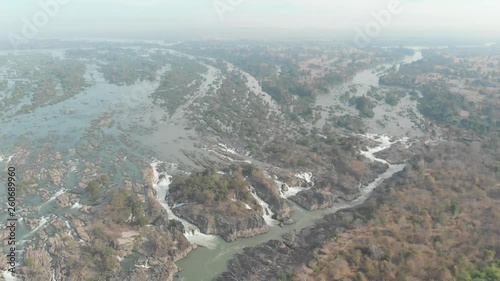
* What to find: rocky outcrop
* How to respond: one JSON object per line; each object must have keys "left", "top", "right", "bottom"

{"left": 216, "top": 170, "right": 407, "bottom": 281}
{"left": 142, "top": 167, "right": 155, "bottom": 188}
{"left": 165, "top": 220, "right": 196, "bottom": 260}
{"left": 268, "top": 167, "right": 303, "bottom": 187}
{"left": 174, "top": 204, "right": 269, "bottom": 242}
{"left": 137, "top": 220, "right": 194, "bottom": 261}
{"left": 47, "top": 234, "right": 66, "bottom": 255}
{"left": 17, "top": 247, "right": 53, "bottom": 281}
{"left": 48, "top": 168, "right": 64, "bottom": 186}
{"left": 289, "top": 157, "right": 388, "bottom": 210}
{"left": 289, "top": 174, "right": 361, "bottom": 210}
{"left": 249, "top": 173, "right": 294, "bottom": 221}
{"left": 106, "top": 220, "right": 192, "bottom": 281}
{"left": 143, "top": 182, "right": 170, "bottom": 225}
{"left": 289, "top": 189, "right": 337, "bottom": 210}
{"left": 56, "top": 193, "right": 71, "bottom": 208}
{"left": 374, "top": 142, "right": 413, "bottom": 164}
{"left": 17, "top": 182, "right": 195, "bottom": 281}
{"left": 71, "top": 219, "right": 90, "bottom": 241}
{"left": 116, "top": 231, "right": 140, "bottom": 252}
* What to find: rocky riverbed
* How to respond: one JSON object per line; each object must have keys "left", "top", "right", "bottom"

{"left": 0, "top": 42, "right": 436, "bottom": 281}
{"left": 217, "top": 160, "right": 411, "bottom": 281}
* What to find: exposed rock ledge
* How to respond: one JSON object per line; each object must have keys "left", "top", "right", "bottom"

{"left": 250, "top": 173, "right": 295, "bottom": 221}
{"left": 216, "top": 169, "right": 407, "bottom": 281}
{"left": 289, "top": 160, "right": 386, "bottom": 211}
{"left": 174, "top": 204, "right": 270, "bottom": 242}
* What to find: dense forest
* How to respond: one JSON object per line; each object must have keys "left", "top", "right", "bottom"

{"left": 293, "top": 126, "right": 499, "bottom": 281}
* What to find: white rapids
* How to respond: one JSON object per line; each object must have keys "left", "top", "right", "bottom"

{"left": 174, "top": 133, "right": 410, "bottom": 281}
{"left": 150, "top": 161, "right": 219, "bottom": 249}
{"left": 277, "top": 171, "right": 315, "bottom": 198}
{"left": 44, "top": 189, "right": 67, "bottom": 205}
{"left": 17, "top": 216, "right": 50, "bottom": 246}
{"left": 70, "top": 202, "right": 83, "bottom": 210}
{"left": 351, "top": 134, "right": 407, "bottom": 203}
{"left": 360, "top": 134, "right": 411, "bottom": 164}
{"left": 2, "top": 270, "right": 20, "bottom": 281}
{"left": 36, "top": 189, "right": 67, "bottom": 212}
{"left": 248, "top": 186, "right": 278, "bottom": 226}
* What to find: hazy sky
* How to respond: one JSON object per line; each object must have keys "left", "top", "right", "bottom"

{"left": 1, "top": 0, "right": 499, "bottom": 39}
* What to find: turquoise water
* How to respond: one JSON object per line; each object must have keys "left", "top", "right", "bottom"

{"left": 0, "top": 46, "right": 424, "bottom": 281}
{"left": 174, "top": 50, "right": 424, "bottom": 281}
{"left": 0, "top": 49, "right": 171, "bottom": 264}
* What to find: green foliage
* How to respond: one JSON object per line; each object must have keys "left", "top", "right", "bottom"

{"left": 67, "top": 240, "right": 77, "bottom": 251}
{"left": 171, "top": 170, "right": 228, "bottom": 204}
{"left": 448, "top": 201, "right": 461, "bottom": 216}
{"left": 418, "top": 88, "right": 466, "bottom": 122}
{"left": 85, "top": 174, "right": 109, "bottom": 195}
{"left": 457, "top": 260, "right": 500, "bottom": 281}
{"left": 277, "top": 272, "right": 296, "bottom": 281}
{"left": 333, "top": 115, "right": 366, "bottom": 133}
{"left": 380, "top": 50, "right": 499, "bottom": 136}
{"left": 264, "top": 138, "right": 313, "bottom": 168}
{"left": 417, "top": 86, "right": 499, "bottom": 135}
{"left": 67, "top": 48, "right": 162, "bottom": 86}
{"left": 23, "top": 257, "right": 34, "bottom": 267}
{"left": 290, "top": 97, "right": 315, "bottom": 122}
{"left": 101, "top": 57, "right": 160, "bottom": 86}
{"left": 150, "top": 56, "right": 208, "bottom": 115}
{"left": 459, "top": 115, "right": 498, "bottom": 135}
{"left": 351, "top": 96, "right": 375, "bottom": 118}
{"left": 261, "top": 81, "right": 287, "bottom": 104}
{"left": 470, "top": 263, "right": 500, "bottom": 281}
{"left": 104, "top": 188, "right": 150, "bottom": 226}
{"left": 16, "top": 179, "right": 36, "bottom": 197}
{"left": 86, "top": 239, "right": 119, "bottom": 280}
{"left": 384, "top": 92, "right": 404, "bottom": 106}
{"left": 170, "top": 164, "right": 260, "bottom": 205}
{"left": 0, "top": 54, "right": 90, "bottom": 116}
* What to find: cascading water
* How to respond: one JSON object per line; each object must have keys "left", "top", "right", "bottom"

{"left": 175, "top": 134, "right": 409, "bottom": 281}
{"left": 40, "top": 189, "right": 67, "bottom": 207}
{"left": 150, "top": 161, "right": 219, "bottom": 249}
{"left": 277, "top": 172, "right": 314, "bottom": 198}
{"left": 2, "top": 270, "right": 20, "bottom": 281}
{"left": 295, "top": 172, "right": 313, "bottom": 184}
{"left": 18, "top": 216, "right": 50, "bottom": 245}
{"left": 248, "top": 186, "right": 278, "bottom": 226}
{"left": 70, "top": 202, "right": 83, "bottom": 210}
{"left": 353, "top": 134, "right": 407, "bottom": 202}
{"left": 0, "top": 154, "right": 15, "bottom": 166}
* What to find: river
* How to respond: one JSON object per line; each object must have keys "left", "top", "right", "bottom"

{"left": 174, "top": 134, "right": 407, "bottom": 281}
{"left": 173, "top": 50, "right": 424, "bottom": 281}
{"left": 314, "top": 49, "right": 425, "bottom": 137}
{"left": 0, "top": 45, "right": 422, "bottom": 281}
{"left": 0, "top": 48, "right": 173, "bottom": 279}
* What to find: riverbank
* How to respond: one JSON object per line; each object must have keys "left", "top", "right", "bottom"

{"left": 174, "top": 133, "right": 409, "bottom": 281}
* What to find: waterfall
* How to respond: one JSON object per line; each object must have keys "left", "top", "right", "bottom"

{"left": 150, "top": 161, "right": 218, "bottom": 248}
{"left": 248, "top": 186, "right": 278, "bottom": 226}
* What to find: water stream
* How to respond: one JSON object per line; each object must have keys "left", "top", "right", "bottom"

{"left": 150, "top": 161, "right": 220, "bottom": 249}
{"left": 314, "top": 49, "right": 425, "bottom": 137}
{"left": 174, "top": 134, "right": 407, "bottom": 281}
{"left": 173, "top": 49, "right": 424, "bottom": 281}
{"left": 0, "top": 45, "right": 423, "bottom": 280}
{"left": 0, "top": 48, "right": 173, "bottom": 276}
{"left": 248, "top": 186, "right": 278, "bottom": 226}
